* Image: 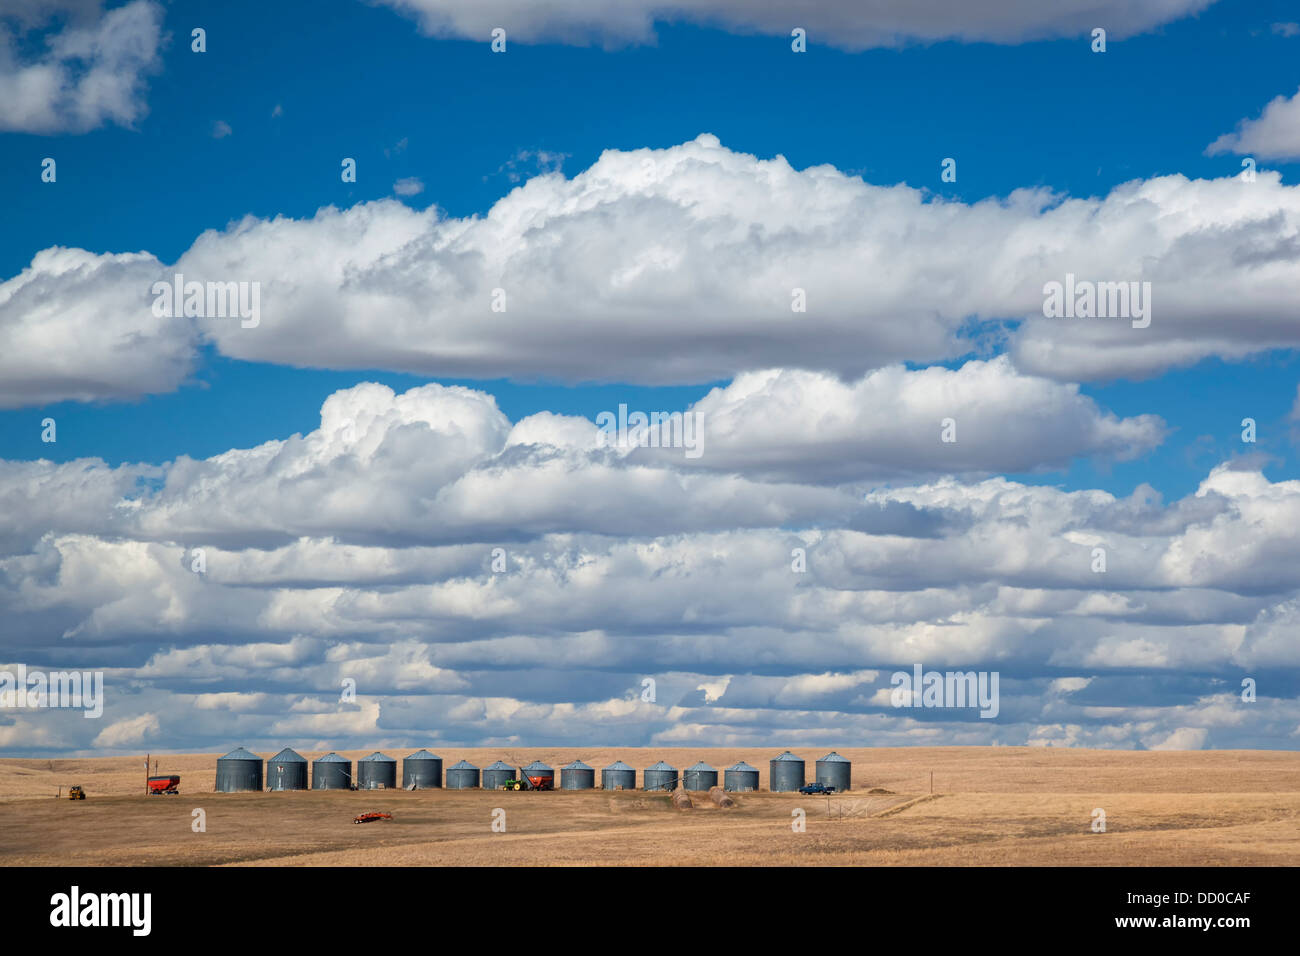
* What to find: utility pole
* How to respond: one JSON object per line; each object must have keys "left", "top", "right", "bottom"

{"left": 930, "top": 771, "right": 933, "bottom": 794}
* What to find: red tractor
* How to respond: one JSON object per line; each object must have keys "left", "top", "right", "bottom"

{"left": 147, "top": 775, "right": 180, "bottom": 795}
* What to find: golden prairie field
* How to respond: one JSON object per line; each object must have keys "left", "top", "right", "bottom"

{"left": 1, "top": 747, "right": 1297, "bottom": 866}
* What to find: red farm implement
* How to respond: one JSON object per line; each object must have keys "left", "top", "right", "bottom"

{"left": 147, "top": 775, "right": 180, "bottom": 795}
{"left": 353, "top": 811, "right": 392, "bottom": 824}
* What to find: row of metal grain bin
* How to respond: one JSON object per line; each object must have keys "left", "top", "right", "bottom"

{"left": 215, "top": 747, "right": 444, "bottom": 791}
{"left": 215, "top": 749, "right": 852, "bottom": 792}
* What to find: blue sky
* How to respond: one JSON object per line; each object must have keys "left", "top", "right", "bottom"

{"left": 2, "top": 0, "right": 1300, "bottom": 755}
{"left": 3, "top": 0, "right": 1300, "bottom": 498}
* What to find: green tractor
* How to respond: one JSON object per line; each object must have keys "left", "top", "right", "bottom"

{"left": 501, "top": 778, "right": 524, "bottom": 791}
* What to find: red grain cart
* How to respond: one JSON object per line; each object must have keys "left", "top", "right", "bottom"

{"left": 148, "top": 775, "right": 180, "bottom": 795}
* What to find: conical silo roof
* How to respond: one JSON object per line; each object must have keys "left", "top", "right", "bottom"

{"left": 219, "top": 747, "right": 261, "bottom": 761}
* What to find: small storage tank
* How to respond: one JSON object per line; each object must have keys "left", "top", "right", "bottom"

{"left": 724, "top": 761, "right": 759, "bottom": 792}
{"left": 769, "top": 751, "right": 806, "bottom": 792}
{"left": 560, "top": 760, "right": 595, "bottom": 790}
{"left": 215, "top": 747, "right": 262, "bottom": 792}
{"left": 402, "top": 749, "right": 442, "bottom": 789}
{"left": 815, "top": 751, "right": 852, "bottom": 792}
{"left": 312, "top": 752, "right": 352, "bottom": 790}
{"left": 482, "top": 760, "right": 516, "bottom": 791}
{"left": 519, "top": 760, "right": 555, "bottom": 790}
{"left": 602, "top": 761, "right": 636, "bottom": 790}
{"left": 445, "top": 759, "right": 480, "bottom": 789}
{"left": 266, "top": 748, "right": 308, "bottom": 791}
{"left": 357, "top": 751, "right": 397, "bottom": 790}
{"left": 643, "top": 760, "right": 678, "bottom": 792}
{"left": 683, "top": 761, "right": 718, "bottom": 791}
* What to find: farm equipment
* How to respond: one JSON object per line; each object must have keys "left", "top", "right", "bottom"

{"left": 148, "top": 775, "right": 181, "bottom": 795}
{"left": 354, "top": 811, "right": 392, "bottom": 824}
{"left": 501, "top": 754, "right": 553, "bottom": 791}
{"left": 67, "top": 786, "right": 85, "bottom": 800}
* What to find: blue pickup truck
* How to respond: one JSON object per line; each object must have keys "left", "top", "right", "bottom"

{"left": 798, "top": 782, "right": 836, "bottom": 795}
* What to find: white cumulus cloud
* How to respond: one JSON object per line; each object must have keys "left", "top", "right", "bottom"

{"left": 0, "top": 0, "right": 164, "bottom": 134}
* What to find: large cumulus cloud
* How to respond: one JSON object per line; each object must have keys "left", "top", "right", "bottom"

{"left": 6, "top": 136, "right": 1299, "bottom": 407}
{"left": 1, "top": 377, "right": 1296, "bottom": 755}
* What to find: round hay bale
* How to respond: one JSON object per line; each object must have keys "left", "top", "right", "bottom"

{"left": 671, "top": 787, "right": 693, "bottom": 810}
{"left": 708, "top": 786, "right": 736, "bottom": 808}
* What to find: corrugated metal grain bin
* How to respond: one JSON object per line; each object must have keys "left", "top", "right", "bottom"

{"left": 683, "top": 761, "right": 718, "bottom": 791}
{"left": 402, "top": 749, "right": 443, "bottom": 789}
{"left": 560, "top": 760, "right": 595, "bottom": 790}
{"left": 357, "top": 751, "right": 397, "bottom": 790}
{"left": 602, "top": 761, "right": 636, "bottom": 790}
{"left": 769, "top": 751, "right": 806, "bottom": 792}
{"left": 312, "top": 752, "right": 352, "bottom": 790}
{"left": 215, "top": 747, "right": 263, "bottom": 792}
{"left": 445, "top": 759, "right": 480, "bottom": 789}
{"left": 643, "top": 760, "right": 678, "bottom": 792}
{"left": 482, "top": 760, "right": 516, "bottom": 791}
{"left": 266, "top": 748, "right": 307, "bottom": 791}
{"left": 724, "top": 761, "right": 759, "bottom": 792}
{"left": 815, "top": 751, "right": 851, "bottom": 792}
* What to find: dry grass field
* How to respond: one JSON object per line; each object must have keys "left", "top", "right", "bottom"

{"left": 2, "top": 747, "right": 1297, "bottom": 866}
